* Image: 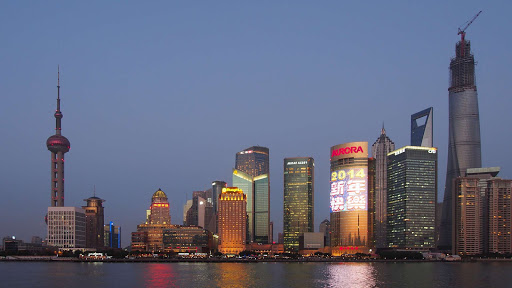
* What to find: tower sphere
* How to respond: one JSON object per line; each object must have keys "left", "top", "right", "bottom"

{"left": 46, "top": 134, "right": 70, "bottom": 153}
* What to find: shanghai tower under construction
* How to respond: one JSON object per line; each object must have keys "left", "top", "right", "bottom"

{"left": 439, "top": 14, "right": 482, "bottom": 249}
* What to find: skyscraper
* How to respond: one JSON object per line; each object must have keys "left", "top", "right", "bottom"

{"left": 212, "top": 181, "right": 227, "bottom": 214}
{"left": 82, "top": 195, "right": 105, "bottom": 249}
{"left": 218, "top": 187, "right": 247, "bottom": 255}
{"left": 411, "top": 107, "right": 433, "bottom": 147}
{"left": 387, "top": 146, "right": 437, "bottom": 249}
{"left": 233, "top": 146, "right": 270, "bottom": 243}
{"left": 283, "top": 157, "right": 314, "bottom": 252}
{"left": 440, "top": 32, "right": 482, "bottom": 249}
{"left": 46, "top": 69, "right": 70, "bottom": 207}
{"left": 371, "top": 126, "right": 395, "bottom": 249}
{"left": 330, "top": 142, "right": 370, "bottom": 255}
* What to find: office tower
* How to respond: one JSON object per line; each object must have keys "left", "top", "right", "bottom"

{"left": 46, "top": 69, "right": 70, "bottom": 207}
{"left": 82, "top": 195, "right": 105, "bottom": 249}
{"left": 330, "top": 142, "right": 370, "bottom": 255}
{"left": 218, "top": 187, "right": 247, "bottom": 255}
{"left": 234, "top": 146, "right": 270, "bottom": 243}
{"left": 149, "top": 188, "right": 171, "bottom": 225}
{"left": 371, "top": 126, "right": 395, "bottom": 249}
{"left": 235, "top": 146, "right": 269, "bottom": 177}
{"left": 319, "top": 219, "right": 331, "bottom": 247}
{"left": 212, "top": 181, "right": 227, "bottom": 213}
{"left": 269, "top": 221, "right": 274, "bottom": 243}
{"left": 440, "top": 32, "right": 482, "bottom": 249}
{"left": 104, "top": 221, "right": 121, "bottom": 248}
{"left": 487, "top": 178, "right": 512, "bottom": 254}
{"left": 283, "top": 157, "right": 314, "bottom": 252}
{"left": 131, "top": 189, "right": 173, "bottom": 252}
{"left": 411, "top": 108, "right": 433, "bottom": 147}
{"left": 387, "top": 146, "right": 437, "bottom": 249}
{"left": 184, "top": 190, "right": 215, "bottom": 233}
{"left": 47, "top": 207, "right": 86, "bottom": 248}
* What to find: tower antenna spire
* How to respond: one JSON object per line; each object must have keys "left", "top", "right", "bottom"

{"left": 57, "top": 65, "right": 60, "bottom": 111}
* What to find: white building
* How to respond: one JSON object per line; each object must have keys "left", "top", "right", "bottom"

{"left": 47, "top": 207, "right": 86, "bottom": 248}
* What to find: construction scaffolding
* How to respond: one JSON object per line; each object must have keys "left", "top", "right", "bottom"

{"left": 449, "top": 40, "right": 476, "bottom": 93}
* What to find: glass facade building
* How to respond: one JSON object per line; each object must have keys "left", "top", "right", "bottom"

{"left": 440, "top": 37, "right": 482, "bottom": 249}
{"left": 233, "top": 146, "right": 270, "bottom": 243}
{"left": 283, "top": 157, "right": 314, "bottom": 252}
{"left": 411, "top": 107, "right": 433, "bottom": 147}
{"left": 330, "top": 142, "right": 371, "bottom": 255}
{"left": 387, "top": 146, "right": 437, "bottom": 249}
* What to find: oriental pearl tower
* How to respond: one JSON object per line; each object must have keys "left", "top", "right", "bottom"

{"left": 46, "top": 68, "right": 70, "bottom": 207}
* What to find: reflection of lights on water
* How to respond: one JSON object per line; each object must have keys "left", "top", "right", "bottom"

{"left": 144, "top": 264, "right": 177, "bottom": 288}
{"left": 326, "top": 263, "right": 376, "bottom": 288}
{"left": 216, "top": 263, "right": 251, "bottom": 288}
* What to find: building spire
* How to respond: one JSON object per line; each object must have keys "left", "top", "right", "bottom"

{"left": 381, "top": 122, "right": 386, "bottom": 135}
{"left": 55, "top": 66, "right": 63, "bottom": 135}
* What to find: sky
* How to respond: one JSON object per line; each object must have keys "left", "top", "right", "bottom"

{"left": 1, "top": 1, "right": 511, "bottom": 245}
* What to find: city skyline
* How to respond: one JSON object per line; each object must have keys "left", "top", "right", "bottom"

{"left": 1, "top": 2, "right": 511, "bottom": 244}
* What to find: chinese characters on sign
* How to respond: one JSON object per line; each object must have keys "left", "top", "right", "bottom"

{"left": 330, "top": 168, "right": 367, "bottom": 212}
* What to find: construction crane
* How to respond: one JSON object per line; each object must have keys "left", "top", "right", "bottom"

{"left": 457, "top": 11, "right": 482, "bottom": 57}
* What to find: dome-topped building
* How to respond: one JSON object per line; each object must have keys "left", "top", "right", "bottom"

{"left": 149, "top": 188, "right": 171, "bottom": 225}
{"left": 47, "top": 68, "right": 70, "bottom": 207}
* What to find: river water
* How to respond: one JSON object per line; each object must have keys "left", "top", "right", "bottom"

{"left": 1, "top": 261, "right": 511, "bottom": 287}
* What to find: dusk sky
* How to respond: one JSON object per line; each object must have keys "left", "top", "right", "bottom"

{"left": 1, "top": 1, "right": 511, "bottom": 245}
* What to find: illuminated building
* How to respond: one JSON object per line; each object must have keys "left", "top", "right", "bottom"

{"left": 163, "top": 225, "right": 212, "bottom": 253}
{"left": 452, "top": 168, "right": 499, "bottom": 255}
{"left": 452, "top": 167, "right": 512, "bottom": 255}
{"left": 149, "top": 188, "right": 171, "bottom": 225}
{"left": 440, "top": 33, "right": 482, "bottom": 249}
{"left": 371, "top": 126, "right": 395, "bottom": 249}
{"left": 283, "top": 157, "right": 314, "bottom": 252}
{"left": 235, "top": 146, "right": 269, "bottom": 177}
{"left": 330, "top": 142, "right": 371, "bottom": 255}
{"left": 234, "top": 146, "right": 270, "bottom": 243}
{"left": 487, "top": 177, "right": 512, "bottom": 254}
{"left": 47, "top": 207, "right": 86, "bottom": 248}
{"left": 46, "top": 69, "right": 70, "bottom": 207}
{"left": 104, "top": 222, "right": 121, "bottom": 248}
{"left": 387, "top": 146, "right": 437, "bottom": 249}
{"left": 411, "top": 108, "right": 433, "bottom": 147}
{"left": 131, "top": 189, "right": 173, "bottom": 252}
{"left": 82, "top": 195, "right": 105, "bottom": 249}
{"left": 218, "top": 187, "right": 247, "bottom": 255}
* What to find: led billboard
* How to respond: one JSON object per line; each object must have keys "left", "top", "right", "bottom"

{"left": 330, "top": 167, "right": 367, "bottom": 213}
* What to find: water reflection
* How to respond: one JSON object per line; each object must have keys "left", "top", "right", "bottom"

{"left": 325, "top": 263, "right": 377, "bottom": 288}
{"left": 215, "top": 263, "right": 252, "bottom": 288}
{"left": 143, "top": 263, "right": 177, "bottom": 288}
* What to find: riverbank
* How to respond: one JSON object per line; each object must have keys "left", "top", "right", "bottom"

{"left": 2, "top": 256, "right": 511, "bottom": 263}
